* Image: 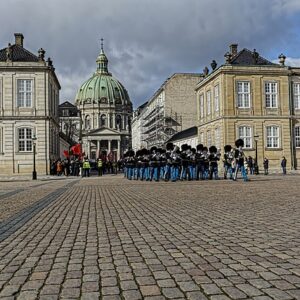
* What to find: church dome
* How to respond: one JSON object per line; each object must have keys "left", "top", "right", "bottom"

{"left": 75, "top": 45, "right": 131, "bottom": 106}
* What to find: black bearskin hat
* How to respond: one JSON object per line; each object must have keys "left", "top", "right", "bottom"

{"left": 235, "top": 139, "right": 244, "bottom": 148}
{"left": 191, "top": 148, "right": 196, "bottom": 154}
{"left": 150, "top": 146, "right": 157, "bottom": 153}
{"left": 196, "top": 144, "right": 204, "bottom": 151}
{"left": 136, "top": 150, "right": 141, "bottom": 157}
{"left": 209, "top": 146, "right": 217, "bottom": 153}
{"left": 157, "top": 148, "right": 163, "bottom": 153}
{"left": 128, "top": 150, "right": 135, "bottom": 157}
{"left": 141, "top": 148, "right": 147, "bottom": 155}
{"left": 187, "top": 145, "right": 192, "bottom": 150}
{"left": 181, "top": 144, "right": 188, "bottom": 151}
{"left": 224, "top": 145, "right": 232, "bottom": 152}
{"left": 166, "top": 142, "right": 174, "bottom": 151}
{"left": 203, "top": 146, "right": 208, "bottom": 152}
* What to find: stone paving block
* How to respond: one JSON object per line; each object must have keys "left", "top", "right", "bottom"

{"left": 222, "top": 286, "right": 247, "bottom": 299}
{"left": 263, "top": 287, "right": 294, "bottom": 300}
{"left": 162, "top": 287, "right": 184, "bottom": 298}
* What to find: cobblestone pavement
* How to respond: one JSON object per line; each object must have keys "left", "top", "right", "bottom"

{"left": 0, "top": 175, "right": 300, "bottom": 299}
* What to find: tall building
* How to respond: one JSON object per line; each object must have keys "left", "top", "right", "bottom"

{"left": 75, "top": 42, "right": 132, "bottom": 160}
{"left": 132, "top": 73, "right": 203, "bottom": 149}
{"left": 0, "top": 33, "right": 60, "bottom": 175}
{"left": 196, "top": 44, "right": 300, "bottom": 170}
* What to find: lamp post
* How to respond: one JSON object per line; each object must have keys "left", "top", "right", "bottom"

{"left": 254, "top": 135, "right": 259, "bottom": 175}
{"left": 32, "top": 134, "right": 37, "bottom": 180}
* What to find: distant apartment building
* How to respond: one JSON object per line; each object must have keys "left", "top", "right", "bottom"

{"left": 132, "top": 73, "right": 203, "bottom": 149}
{"left": 196, "top": 44, "right": 300, "bottom": 170}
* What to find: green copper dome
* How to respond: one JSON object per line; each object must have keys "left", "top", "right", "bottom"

{"left": 75, "top": 47, "right": 131, "bottom": 105}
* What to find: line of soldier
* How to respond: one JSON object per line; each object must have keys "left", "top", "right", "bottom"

{"left": 123, "top": 139, "right": 248, "bottom": 182}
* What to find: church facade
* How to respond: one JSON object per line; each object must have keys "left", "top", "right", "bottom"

{"left": 75, "top": 43, "right": 132, "bottom": 161}
{"left": 0, "top": 33, "right": 60, "bottom": 175}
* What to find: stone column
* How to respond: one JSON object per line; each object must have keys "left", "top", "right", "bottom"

{"left": 108, "top": 140, "right": 111, "bottom": 154}
{"left": 87, "top": 140, "right": 91, "bottom": 159}
{"left": 117, "top": 140, "right": 121, "bottom": 160}
{"left": 97, "top": 140, "right": 100, "bottom": 158}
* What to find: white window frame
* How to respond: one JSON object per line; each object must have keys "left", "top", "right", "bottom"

{"left": 207, "top": 130, "right": 211, "bottom": 147}
{"left": 265, "top": 82, "right": 278, "bottom": 108}
{"left": 295, "top": 126, "right": 300, "bottom": 148}
{"left": 294, "top": 83, "right": 300, "bottom": 110}
{"left": 266, "top": 126, "right": 280, "bottom": 148}
{"left": 18, "top": 128, "right": 33, "bottom": 152}
{"left": 200, "top": 94, "right": 204, "bottom": 119}
{"left": 238, "top": 126, "right": 252, "bottom": 149}
{"left": 237, "top": 81, "right": 250, "bottom": 108}
{"left": 206, "top": 90, "right": 211, "bottom": 115}
{"left": 214, "top": 84, "right": 219, "bottom": 112}
{"left": 200, "top": 132, "right": 204, "bottom": 144}
{"left": 17, "top": 79, "right": 33, "bottom": 107}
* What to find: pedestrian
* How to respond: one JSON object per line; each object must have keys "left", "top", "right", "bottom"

{"left": 281, "top": 156, "right": 287, "bottom": 175}
{"left": 263, "top": 157, "right": 269, "bottom": 175}
{"left": 56, "top": 160, "right": 63, "bottom": 176}
{"left": 248, "top": 156, "right": 254, "bottom": 175}
{"left": 82, "top": 157, "right": 91, "bottom": 177}
{"left": 97, "top": 158, "right": 103, "bottom": 176}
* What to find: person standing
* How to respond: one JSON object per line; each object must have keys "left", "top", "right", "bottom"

{"left": 263, "top": 157, "right": 269, "bottom": 175}
{"left": 82, "top": 157, "right": 91, "bottom": 177}
{"left": 97, "top": 158, "right": 103, "bottom": 176}
{"left": 281, "top": 156, "right": 287, "bottom": 175}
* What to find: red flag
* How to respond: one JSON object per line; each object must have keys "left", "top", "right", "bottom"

{"left": 63, "top": 150, "right": 69, "bottom": 158}
{"left": 71, "top": 144, "right": 81, "bottom": 155}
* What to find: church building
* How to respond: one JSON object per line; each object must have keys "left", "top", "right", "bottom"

{"left": 75, "top": 41, "right": 132, "bottom": 160}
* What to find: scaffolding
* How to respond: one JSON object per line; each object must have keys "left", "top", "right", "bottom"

{"left": 141, "top": 104, "right": 182, "bottom": 148}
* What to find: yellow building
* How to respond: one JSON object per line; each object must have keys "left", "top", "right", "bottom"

{"left": 196, "top": 44, "right": 300, "bottom": 171}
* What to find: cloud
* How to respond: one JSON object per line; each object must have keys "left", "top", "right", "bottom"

{"left": 285, "top": 57, "right": 300, "bottom": 67}
{"left": 1, "top": 0, "right": 300, "bottom": 107}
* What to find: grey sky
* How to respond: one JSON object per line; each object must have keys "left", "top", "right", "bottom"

{"left": 1, "top": 0, "right": 300, "bottom": 108}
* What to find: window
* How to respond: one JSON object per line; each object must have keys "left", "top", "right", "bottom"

{"left": 237, "top": 81, "right": 250, "bottom": 108}
{"left": 18, "top": 128, "right": 32, "bottom": 152}
{"left": 100, "top": 114, "right": 106, "bottom": 127}
{"left": 200, "top": 94, "right": 204, "bottom": 118}
{"left": 266, "top": 126, "right": 279, "bottom": 148}
{"left": 200, "top": 132, "right": 204, "bottom": 144}
{"left": 85, "top": 115, "right": 91, "bottom": 129}
{"left": 207, "top": 130, "right": 211, "bottom": 147}
{"left": 214, "top": 85, "right": 219, "bottom": 112}
{"left": 215, "top": 127, "right": 220, "bottom": 149}
{"left": 294, "top": 83, "right": 300, "bottom": 110}
{"left": 295, "top": 126, "right": 300, "bottom": 148}
{"left": 116, "top": 115, "right": 122, "bottom": 130}
{"left": 265, "top": 82, "right": 278, "bottom": 108}
{"left": 238, "top": 126, "right": 252, "bottom": 148}
{"left": 207, "top": 90, "right": 211, "bottom": 115}
{"left": 17, "top": 79, "right": 32, "bottom": 107}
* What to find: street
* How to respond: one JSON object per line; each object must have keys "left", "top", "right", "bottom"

{"left": 0, "top": 175, "right": 300, "bottom": 299}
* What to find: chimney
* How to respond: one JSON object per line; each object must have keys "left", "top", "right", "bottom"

{"left": 14, "top": 33, "right": 24, "bottom": 47}
{"left": 229, "top": 44, "right": 238, "bottom": 56}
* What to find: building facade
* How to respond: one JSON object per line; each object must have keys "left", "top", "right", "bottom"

{"left": 75, "top": 44, "right": 132, "bottom": 160}
{"left": 59, "top": 101, "right": 80, "bottom": 143}
{"left": 0, "top": 33, "right": 60, "bottom": 175}
{"left": 196, "top": 44, "right": 300, "bottom": 171}
{"left": 132, "top": 73, "right": 203, "bottom": 149}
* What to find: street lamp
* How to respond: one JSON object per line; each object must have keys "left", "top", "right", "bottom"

{"left": 254, "top": 135, "right": 259, "bottom": 175}
{"left": 32, "top": 134, "right": 37, "bottom": 180}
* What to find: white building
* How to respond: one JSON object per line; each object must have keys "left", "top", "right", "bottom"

{"left": 0, "top": 33, "right": 60, "bottom": 175}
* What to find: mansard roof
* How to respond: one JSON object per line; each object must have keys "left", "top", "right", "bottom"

{"left": 0, "top": 44, "right": 39, "bottom": 62}
{"left": 230, "top": 48, "right": 276, "bottom": 66}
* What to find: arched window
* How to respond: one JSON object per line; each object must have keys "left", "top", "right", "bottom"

{"left": 116, "top": 115, "right": 122, "bottom": 130}
{"left": 85, "top": 115, "right": 91, "bottom": 130}
{"left": 100, "top": 114, "right": 106, "bottom": 127}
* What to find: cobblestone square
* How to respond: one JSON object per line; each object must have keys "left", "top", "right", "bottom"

{"left": 0, "top": 175, "right": 300, "bottom": 299}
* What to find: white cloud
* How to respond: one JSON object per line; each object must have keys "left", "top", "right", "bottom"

{"left": 285, "top": 57, "right": 300, "bottom": 67}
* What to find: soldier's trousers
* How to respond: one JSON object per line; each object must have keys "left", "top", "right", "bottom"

{"left": 171, "top": 166, "right": 179, "bottom": 182}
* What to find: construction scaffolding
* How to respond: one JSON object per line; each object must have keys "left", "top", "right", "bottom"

{"left": 142, "top": 104, "right": 182, "bottom": 148}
